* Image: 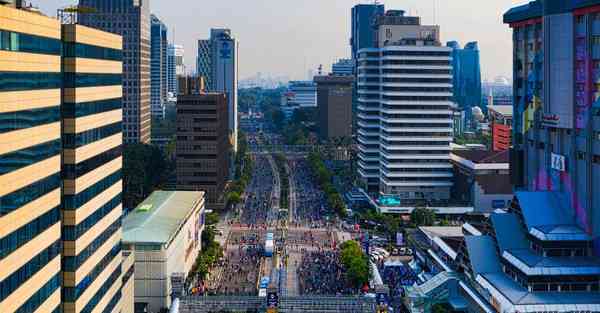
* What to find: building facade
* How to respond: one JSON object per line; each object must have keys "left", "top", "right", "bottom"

{"left": 447, "top": 41, "right": 482, "bottom": 130}
{"left": 196, "top": 29, "right": 238, "bottom": 152}
{"left": 314, "top": 75, "right": 354, "bottom": 141}
{"left": 61, "top": 23, "right": 127, "bottom": 313}
{"left": 505, "top": 0, "right": 600, "bottom": 240}
{"left": 286, "top": 81, "right": 317, "bottom": 108}
{"left": 487, "top": 105, "right": 513, "bottom": 151}
{"left": 0, "top": 6, "right": 63, "bottom": 313}
{"left": 150, "top": 14, "right": 168, "bottom": 119}
{"left": 79, "top": 0, "right": 151, "bottom": 144}
{"left": 176, "top": 80, "right": 229, "bottom": 209}
{"left": 196, "top": 39, "right": 212, "bottom": 91}
{"left": 351, "top": 3, "right": 385, "bottom": 60}
{"left": 357, "top": 10, "right": 454, "bottom": 202}
{"left": 0, "top": 4, "right": 132, "bottom": 313}
{"left": 167, "top": 44, "right": 185, "bottom": 99}
{"left": 123, "top": 191, "right": 205, "bottom": 313}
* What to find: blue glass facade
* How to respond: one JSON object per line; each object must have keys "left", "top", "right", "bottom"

{"left": 447, "top": 41, "right": 482, "bottom": 128}
{"left": 351, "top": 4, "right": 385, "bottom": 59}
{"left": 151, "top": 14, "right": 168, "bottom": 119}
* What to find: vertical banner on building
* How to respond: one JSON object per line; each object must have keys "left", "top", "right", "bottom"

{"left": 266, "top": 291, "right": 278, "bottom": 313}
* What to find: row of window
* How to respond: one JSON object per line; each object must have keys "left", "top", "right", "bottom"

{"left": 63, "top": 122, "right": 122, "bottom": 149}
{"left": 382, "top": 149, "right": 450, "bottom": 155}
{"left": 383, "top": 177, "right": 453, "bottom": 181}
{"left": 0, "top": 72, "right": 62, "bottom": 92}
{"left": 382, "top": 96, "right": 452, "bottom": 101}
{"left": 63, "top": 145, "right": 121, "bottom": 179}
{"left": 381, "top": 114, "right": 451, "bottom": 119}
{"left": 0, "top": 106, "right": 60, "bottom": 134}
{"left": 63, "top": 42, "right": 122, "bottom": 61}
{"left": 0, "top": 241, "right": 60, "bottom": 302}
{"left": 177, "top": 109, "right": 217, "bottom": 115}
{"left": 62, "top": 194, "right": 121, "bottom": 241}
{"left": 79, "top": 266, "right": 122, "bottom": 313}
{"left": 382, "top": 87, "right": 452, "bottom": 93}
{"left": 0, "top": 139, "right": 61, "bottom": 175}
{"left": 0, "top": 30, "right": 61, "bottom": 55}
{"left": 101, "top": 290, "right": 122, "bottom": 313}
{"left": 63, "top": 170, "right": 121, "bottom": 210}
{"left": 0, "top": 173, "right": 60, "bottom": 215}
{"left": 15, "top": 273, "right": 60, "bottom": 313}
{"left": 62, "top": 219, "right": 121, "bottom": 272}
{"left": 62, "top": 98, "right": 121, "bottom": 119}
{"left": 382, "top": 123, "right": 453, "bottom": 128}
{"left": 63, "top": 73, "right": 122, "bottom": 88}
{"left": 0, "top": 207, "right": 59, "bottom": 260}
{"left": 381, "top": 60, "right": 450, "bottom": 66}
{"left": 62, "top": 243, "right": 121, "bottom": 302}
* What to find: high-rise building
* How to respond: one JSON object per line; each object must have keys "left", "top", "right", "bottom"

{"left": 351, "top": 3, "right": 385, "bottom": 60}
{"left": 314, "top": 75, "right": 354, "bottom": 141}
{"left": 176, "top": 77, "right": 229, "bottom": 209}
{"left": 357, "top": 10, "right": 454, "bottom": 201}
{"left": 196, "top": 29, "right": 238, "bottom": 152}
{"left": 151, "top": 14, "right": 168, "bottom": 119}
{"left": 79, "top": 0, "right": 151, "bottom": 144}
{"left": 196, "top": 39, "right": 212, "bottom": 90}
{"left": 0, "top": 6, "right": 63, "bottom": 313}
{"left": 0, "top": 4, "right": 133, "bottom": 313}
{"left": 167, "top": 44, "right": 185, "bottom": 98}
{"left": 61, "top": 23, "right": 128, "bottom": 313}
{"left": 447, "top": 41, "right": 482, "bottom": 129}
{"left": 331, "top": 58, "right": 354, "bottom": 76}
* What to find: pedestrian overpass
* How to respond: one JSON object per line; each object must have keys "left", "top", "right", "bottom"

{"left": 176, "top": 295, "right": 376, "bottom": 313}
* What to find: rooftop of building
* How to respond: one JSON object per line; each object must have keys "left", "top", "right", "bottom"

{"left": 451, "top": 149, "right": 509, "bottom": 165}
{"left": 122, "top": 190, "right": 205, "bottom": 245}
{"left": 419, "top": 226, "right": 464, "bottom": 239}
{"left": 514, "top": 191, "right": 592, "bottom": 241}
{"left": 487, "top": 105, "right": 513, "bottom": 117}
{"left": 313, "top": 75, "right": 354, "bottom": 84}
{"left": 465, "top": 233, "right": 600, "bottom": 308}
{"left": 504, "top": 0, "right": 600, "bottom": 24}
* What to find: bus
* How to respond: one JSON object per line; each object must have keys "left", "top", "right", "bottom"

{"left": 265, "top": 232, "right": 274, "bottom": 257}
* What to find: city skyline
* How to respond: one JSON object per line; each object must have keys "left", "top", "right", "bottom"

{"left": 37, "top": 0, "right": 527, "bottom": 81}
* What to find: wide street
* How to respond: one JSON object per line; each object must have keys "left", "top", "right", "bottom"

{"left": 206, "top": 130, "right": 357, "bottom": 299}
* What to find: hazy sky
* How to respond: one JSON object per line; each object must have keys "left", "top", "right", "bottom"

{"left": 37, "top": 0, "right": 529, "bottom": 81}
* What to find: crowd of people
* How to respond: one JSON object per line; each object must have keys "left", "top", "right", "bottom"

{"left": 297, "top": 250, "right": 352, "bottom": 295}
{"left": 381, "top": 265, "right": 418, "bottom": 298}
{"left": 210, "top": 246, "right": 262, "bottom": 296}
{"left": 288, "top": 159, "right": 330, "bottom": 228}
{"left": 240, "top": 155, "right": 276, "bottom": 226}
{"left": 285, "top": 229, "right": 335, "bottom": 250}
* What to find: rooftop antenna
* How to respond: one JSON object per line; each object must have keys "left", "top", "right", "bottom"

{"left": 433, "top": 0, "right": 437, "bottom": 25}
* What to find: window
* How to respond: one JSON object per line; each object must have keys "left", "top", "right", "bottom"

{"left": 62, "top": 98, "right": 121, "bottom": 119}
{"left": 0, "top": 72, "right": 62, "bottom": 92}
{"left": 0, "top": 30, "right": 61, "bottom": 55}
{"left": 63, "top": 42, "right": 122, "bottom": 61}
{"left": 0, "top": 139, "right": 61, "bottom": 175}
{"left": 0, "top": 106, "right": 60, "bottom": 134}
{"left": 0, "top": 173, "right": 60, "bottom": 215}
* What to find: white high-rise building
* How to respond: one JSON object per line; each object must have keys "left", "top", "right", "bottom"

{"left": 357, "top": 10, "right": 454, "bottom": 202}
